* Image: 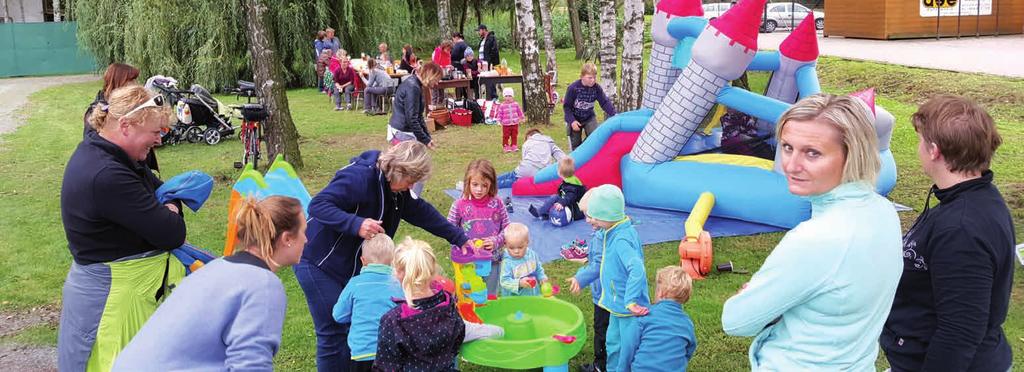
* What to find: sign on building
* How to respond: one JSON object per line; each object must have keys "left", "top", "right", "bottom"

{"left": 920, "top": 0, "right": 993, "bottom": 17}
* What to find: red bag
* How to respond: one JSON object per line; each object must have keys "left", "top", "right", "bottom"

{"left": 451, "top": 108, "right": 472, "bottom": 127}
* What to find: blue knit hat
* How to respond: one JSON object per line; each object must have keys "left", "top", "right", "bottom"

{"left": 586, "top": 184, "right": 625, "bottom": 222}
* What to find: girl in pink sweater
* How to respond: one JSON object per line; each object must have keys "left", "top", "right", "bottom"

{"left": 447, "top": 159, "right": 510, "bottom": 296}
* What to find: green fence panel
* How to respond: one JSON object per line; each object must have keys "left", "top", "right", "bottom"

{"left": 0, "top": 22, "right": 97, "bottom": 78}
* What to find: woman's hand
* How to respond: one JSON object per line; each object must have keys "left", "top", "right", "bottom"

{"left": 627, "top": 303, "right": 650, "bottom": 316}
{"left": 571, "top": 121, "right": 582, "bottom": 132}
{"left": 164, "top": 203, "right": 180, "bottom": 214}
{"left": 358, "top": 218, "right": 385, "bottom": 239}
{"left": 426, "top": 141, "right": 437, "bottom": 150}
{"left": 566, "top": 277, "right": 581, "bottom": 294}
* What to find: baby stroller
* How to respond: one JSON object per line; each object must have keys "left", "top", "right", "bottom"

{"left": 146, "top": 76, "right": 236, "bottom": 145}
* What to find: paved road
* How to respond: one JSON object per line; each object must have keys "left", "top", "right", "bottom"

{"left": 0, "top": 75, "right": 99, "bottom": 137}
{"left": 758, "top": 31, "right": 1023, "bottom": 78}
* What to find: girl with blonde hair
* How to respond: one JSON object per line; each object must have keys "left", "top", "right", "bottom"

{"left": 374, "top": 238, "right": 465, "bottom": 370}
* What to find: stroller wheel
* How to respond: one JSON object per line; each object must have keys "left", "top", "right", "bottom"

{"left": 203, "top": 127, "right": 221, "bottom": 145}
{"left": 185, "top": 126, "right": 203, "bottom": 143}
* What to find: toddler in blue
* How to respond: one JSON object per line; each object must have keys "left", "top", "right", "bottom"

{"left": 586, "top": 184, "right": 650, "bottom": 372}
{"left": 332, "top": 234, "right": 403, "bottom": 371}
{"left": 623, "top": 265, "right": 697, "bottom": 371}
{"left": 499, "top": 223, "right": 548, "bottom": 296}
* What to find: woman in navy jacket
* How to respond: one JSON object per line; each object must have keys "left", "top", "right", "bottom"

{"left": 294, "top": 140, "right": 472, "bottom": 372}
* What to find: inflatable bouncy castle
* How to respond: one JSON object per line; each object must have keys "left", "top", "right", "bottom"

{"left": 513, "top": 0, "right": 897, "bottom": 229}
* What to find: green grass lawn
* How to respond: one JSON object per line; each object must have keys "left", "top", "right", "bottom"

{"left": 1, "top": 48, "right": 1021, "bottom": 371}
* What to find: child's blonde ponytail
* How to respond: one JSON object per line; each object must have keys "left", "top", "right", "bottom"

{"left": 234, "top": 196, "right": 304, "bottom": 268}
{"left": 393, "top": 237, "right": 438, "bottom": 307}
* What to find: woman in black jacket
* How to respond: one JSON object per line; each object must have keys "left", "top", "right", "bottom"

{"left": 60, "top": 85, "right": 186, "bottom": 371}
{"left": 882, "top": 95, "right": 1016, "bottom": 372}
{"left": 387, "top": 62, "right": 443, "bottom": 149}
{"left": 83, "top": 63, "right": 159, "bottom": 172}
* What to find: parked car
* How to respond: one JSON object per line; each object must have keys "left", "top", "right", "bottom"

{"left": 702, "top": 2, "right": 825, "bottom": 33}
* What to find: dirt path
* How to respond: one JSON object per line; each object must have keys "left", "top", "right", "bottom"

{"left": 758, "top": 33, "right": 1024, "bottom": 78}
{"left": 0, "top": 75, "right": 100, "bottom": 137}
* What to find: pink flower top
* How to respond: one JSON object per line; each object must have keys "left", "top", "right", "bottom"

{"left": 496, "top": 101, "right": 524, "bottom": 126}
{"left": 446, "top": 196, "right": 510, "bottom": 263}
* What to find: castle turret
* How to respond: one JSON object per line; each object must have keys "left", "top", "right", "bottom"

{"left": 632, "top": 0, "right": 766, "bottom": 164}
{"left": 642, "top": 0, "right": 704, "bottom": 110}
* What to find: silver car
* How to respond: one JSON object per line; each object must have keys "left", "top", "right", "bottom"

{"left": 702, "top": 2, "right": 825, "bottom": 33}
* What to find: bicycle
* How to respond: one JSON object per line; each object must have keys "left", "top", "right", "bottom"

{"left": 226, "top": 81, "right": 269, "bottom": 169}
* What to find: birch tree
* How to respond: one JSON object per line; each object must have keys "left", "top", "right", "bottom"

{"left": 513, "top": 0, "right": 549, "bottom": 124}
{"left": 598, "top": 0, "right": 618, "bottom": 107}
{"left": 438, "top": 0, "right": 453, "bottom": 41}
{"left": 619, "top": 0, "right": 644, "bottom": 110}
{"left": 53, "top": 0, "right": 62, "bottom": 21}
{"left": 241, "top": 0, "right": 303, "bottom": 167}
{"left": 537, "top": 0, "right": 557, "bottom": 81}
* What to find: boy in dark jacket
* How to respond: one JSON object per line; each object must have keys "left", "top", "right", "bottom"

{"left": 882, "top": 95, "right": 1016, "bottom": 372}
{"left": 564, "top": 63, "right": 616, "bottom": 150}
{"left": 528, "top": 157, "right": 586, "bottom": 227}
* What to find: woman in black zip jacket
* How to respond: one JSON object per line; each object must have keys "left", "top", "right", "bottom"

{"left": 294, "top": 141, "right": 473, "bottom": 372}
{"left": 882, "top": 95, "right": 1016, "bottom": 372}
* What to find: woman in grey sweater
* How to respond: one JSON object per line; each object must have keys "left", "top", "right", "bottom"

{"left": 363, "top": 59, "right": 395, "bottom": 115}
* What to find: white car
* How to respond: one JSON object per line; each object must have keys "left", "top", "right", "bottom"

{"left": 702, "top": 2, "right": 825, "bottom": 33}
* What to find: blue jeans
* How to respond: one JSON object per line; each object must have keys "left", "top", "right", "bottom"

{"left": 294, "top": 260, "right": 351, "bottom": 372}
{"left": 605, "top": 315, "right": 640, "bottom": 372}
{"left": 539, "top": 195, "right": 560, "bottom": 217}
{"left": 497, "top": 171, "right": 518, "bottom": 189}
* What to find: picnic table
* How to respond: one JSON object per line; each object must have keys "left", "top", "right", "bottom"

{"left": 426, "top": 78, "right": 473, "bottom": 110}
{"left": 478, "top": 74, "right": 525, "bottom": 99}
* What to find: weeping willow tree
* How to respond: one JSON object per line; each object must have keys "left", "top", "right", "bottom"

{"left": 68, "top": 0, "right": 422, "bottom": 89}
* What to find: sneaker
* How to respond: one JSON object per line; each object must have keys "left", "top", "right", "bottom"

{"left": 502, "top": 145, "right": 509, "bottom": 152}
{"left": 504, "top": 197, "right": 513, "bottom": 214}
{"left": 560, "top": 240, "right": 589, "bottom": 260}
{"left": 346, "top": 104, "right": 353, "bottom": 110}
{"left": 528, "top": 205, "right": 541, "bottom": 219}
{"left": 334, "top": 106, "right": 342, "bottom": 111}
{"left": 511, "top": 145, "right": 519, "bottom": 152}
{"left": 455, "top": 181, "right": 464, "bottom": 191}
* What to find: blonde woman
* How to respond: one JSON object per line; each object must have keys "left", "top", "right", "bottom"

{"left": 113, "top": 196, "right": 306, "bottom": 370}
{"left": 59, "top": 85, "right": 185, "bottom": 371}
{"left": 721, "top": 94, "right": 903, "bottom": 371}
{"left": 388, "top": 61, "right": 443, "bottom": 149}
{"left": 374, "top": 238, "right": 465, "bottom": 370}
{"left": 296, "top": 140, "right": 473, "bottom": 371}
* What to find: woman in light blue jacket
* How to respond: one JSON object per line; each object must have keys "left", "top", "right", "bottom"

{"left": 721, "top": 94, "right": 903, "bottom": 371}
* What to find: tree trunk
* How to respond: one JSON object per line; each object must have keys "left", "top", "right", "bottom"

{"left": 619, "top": 0, "right": 644, "bottom": 110}
{"left": 513, "top": 0, "right": 549, "bottom": 124}
{"left": 587, "top": 0, "right": 599, "bottom": 61}
{"left": 510, "top": 11, "right": 519, "bottom": 50}
{"left": 240, "top": 0, "right": 304, "bottom": 168}
{"left": 566, "top": 0, "right": 585, "bottom": 59}
{"left": 538, "top": 0, "right": 557, "bottom": 80}
{"left": 438, "top": 0, "right": 452, "bottom": 41}
{"left": 459, "top": 0, "right": 468, "bottom": 34}
{"left": 52, "top": 0, "right": 61, "bottom": 21}
{"left": 475, "top": 0, "right": 483, "bottom": 26}
{"left": 597, "top": 0, "right": 618, "bottom": 108}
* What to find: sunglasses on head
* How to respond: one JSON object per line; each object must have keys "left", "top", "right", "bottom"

{"left": 123, "top": 95, "right": 165, "bottom": 118}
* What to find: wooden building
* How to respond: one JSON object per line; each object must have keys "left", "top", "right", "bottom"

{"left": 824, "top": 0, "right": 1023, "bottom": 38}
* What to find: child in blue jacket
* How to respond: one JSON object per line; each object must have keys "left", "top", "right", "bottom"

{"left": 582, "top": 184, "right": 650, "bottom": 372}
{"left": 332, "top": 235, "right": 403, "bottom": 371}
{"left": 567, "top": 188, "right": 609, "bottom": 371}
{"left": 624, "top": 266, "right": 697, "bottom": 371}
{"left": 499, "top": 223, "right": 548, "bottom": 296}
